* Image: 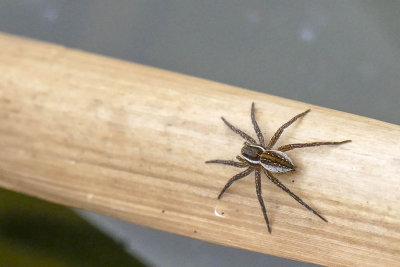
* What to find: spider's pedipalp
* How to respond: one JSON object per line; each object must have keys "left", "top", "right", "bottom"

{"left": 255, "top": 168, "right": 271, "bottom": 233}
{"left": 251, "top": 102, "right": 265, "bottom": 147}
{"left": 278, "top": 140, "right": 352, "bottom": 152}
{"left": 218, "top": 167, "right": 254, "bottom": 199}
{"left": 205, "top": 160, "right": 248, "bottom": 168}
{"left": 221, "top": 117, "right": 257, "bottom": 144}
{"left": 267, "top": 109, "right": 310, "bottom": 149}
{"left": 263, "top": 169, "right": 327, "bottom": 222}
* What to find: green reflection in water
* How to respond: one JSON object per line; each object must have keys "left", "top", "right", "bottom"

{"left": 0, "top": 188, "right": 145, "bottom": 267}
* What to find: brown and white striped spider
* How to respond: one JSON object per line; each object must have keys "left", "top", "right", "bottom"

{"left": 206, "top": 103, "right": 351, "bottom": 233}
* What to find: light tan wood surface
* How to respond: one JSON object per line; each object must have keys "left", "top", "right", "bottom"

{"left": 0, "top": 32, "right": 399, "bottom": 266}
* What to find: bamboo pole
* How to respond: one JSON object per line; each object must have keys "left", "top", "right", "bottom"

{"left": 0, "top": 32, "right": 399, "bottom": 266}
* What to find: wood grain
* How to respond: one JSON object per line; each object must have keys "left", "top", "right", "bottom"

{"left": 0, "top": 32, "right": 399, "bottom": 266}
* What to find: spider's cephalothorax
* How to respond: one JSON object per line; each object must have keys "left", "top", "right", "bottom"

{"left": 206, "top": 103, "right": 351, "bottom": 233}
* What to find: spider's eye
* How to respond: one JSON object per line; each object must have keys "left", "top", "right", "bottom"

{"left": 241, "top": 146, "right": 263, "bottom": 162}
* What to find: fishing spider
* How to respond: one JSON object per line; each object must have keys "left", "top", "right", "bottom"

{"left": 206, "top": 103, "right": 351, "bottom": 233}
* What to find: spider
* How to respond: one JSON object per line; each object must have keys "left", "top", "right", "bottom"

{"left": 206, "top": 103, "right": 351, "bottom": 233}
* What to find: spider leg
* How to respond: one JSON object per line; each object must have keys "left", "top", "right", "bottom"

{"left": 266, "top": 109, "right": 310, "bottom": 149}
{"left": 221, "top": 117, "right": 257, "bottom": 144}
{"left": 251, "top": 103, "right": 265, "bottom": 147}
{"left": 255, "top": 168, "right": 272, "bottom": 234}
{"left": 263, "top": 170, "right": 327, "bottom": 223}
{"left": 205, "top": 160, "right": 248, "bottom": 168}
{"left": 218, "top": 167, "right": 254, "bottom": 199}
{"left": 278, "top": 140, "right": 351, "bottom": 152}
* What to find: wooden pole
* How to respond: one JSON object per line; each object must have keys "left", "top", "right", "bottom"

{"left": 0, "top": 32, "right": 399, "bottom": 266}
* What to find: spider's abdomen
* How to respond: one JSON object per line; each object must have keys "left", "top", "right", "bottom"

{"left": 260, "top": 150, "right": 294, "bottom": 173}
